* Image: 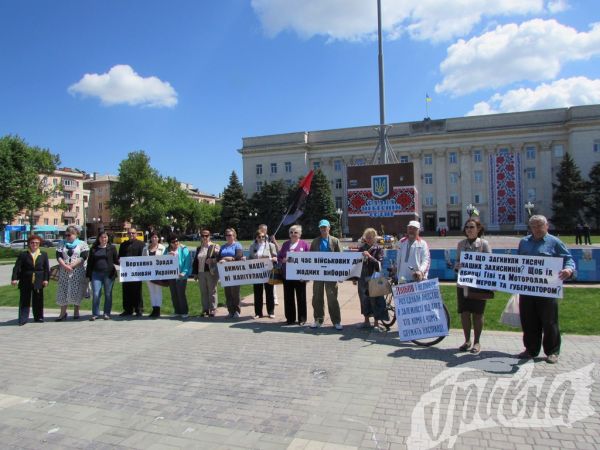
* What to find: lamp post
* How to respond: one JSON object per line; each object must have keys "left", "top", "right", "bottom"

{"left": 248, "top": 211, "right": 258, "bottom": 237}
{"left": 336, "top": 208, "right": 343, "bottom": 238}
{"left": 525, "top": 201, "right": 535, "bottom": 218}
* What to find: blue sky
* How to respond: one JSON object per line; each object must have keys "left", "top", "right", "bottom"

{"left": 1, "top": 0, "right": 599, "bottom": 195}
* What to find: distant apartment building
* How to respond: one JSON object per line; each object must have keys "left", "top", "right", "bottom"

{"left": 83, "top": 173, "right": 123, "bottom": 235}
{"left": 179, "top": 182, "right": 219, "bottom": 204}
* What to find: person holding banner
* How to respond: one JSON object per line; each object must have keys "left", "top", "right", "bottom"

{"left": 454, "top": 219, "right": 491, "bottom": 354}
{"left": 165, "top": 234, "right": 192, "bottom": 319}
{"left": 118, "top": 228, "right": 145, "bottom": 317}
{"left": 248, "top": 230, "right": 278, "bottom": 318}
{"left": 192, "top": 230, "right": 220, "bottom": 318}
{"left": 309, "top": 219, "right": 343, "bottom": 330}
{"left": 394, "top": 220, "right": 430, "bottom": 283}
{"left": 517, "top": 215, "right": 575, "bottom": 364}
{"left": 278, "top": 225, "right": 310, "bottom": 325}
{"left": 86, "top": 231, "right": 119, "bottom": 321}
{"left": 357, "top": 228, "right": 388, "bottom": 331}
{"left": 55, "top": 226, "right": 89, "bottom": 321}
{"left": 217, "top": 228, "right": 244, "bottom": 318}
{"left": 143, "top": 232, "right": 166, "bottom": 318}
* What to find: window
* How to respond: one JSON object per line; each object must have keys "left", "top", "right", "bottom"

{"left": 354, "top": 158, "right": 365, "bottom": 166}
{"left": 449, "top": 152, "right": 457, "bottom": 164}
{"left": 270, "top": 163, "right": 277, "bottom": 174}
{"left": 76, "top": 219, "right": 80, "bottom": 225}
{"left": 474, "top": 170, "right": 483, "bottom": 184}
{"left": 424, "top": 154, "right": 432, "bottom": 165}
{"left": 473, "top": 150, "right": 482, "bottom": 162}
{"left": 526, "top": 146, "right": 536, "bottom": 160}
{"left": 44, "top": 218, "right": 49, "bottom": 225}
{"left": 424, "top": 173, "right": 433, "bottom": 185}
{"left": 63, "top": 178, "right": 76, "bottom": 187}
{"left": 76, "top": 193, "right": 79, "bottom": 200}
{"left": 526, "top": 168, "right": 536, "bottom": 180}
{"left": 474, "top": 193, "right": 482, "bottom": 204}
{"left": 594, "top": 140, "right": 600, "bottom": 152}
{"left": 553, "top": 144, "right": 564, "bottom": 157}
{"left": 98, "top": 202, "right": 103, "bottom": 211}
{"left": 256, "top": 164, "right": 263, "bottom": 175}
{"left": 256, "top": 181, "right": 263, "bottom": 192}
{"left": 334, "top": 160, "right": 342, "bottom": 171}
{"left": 449, "top": 172, "right": 459, "bottom": 184}
{"left": 449, "top": 194, "right": 459, "bottom": 205}
{"left": 285, "top": 161, "right": 292, "bottom": 172}
{"left": 44, "top": 206, "right": 49, "bottom": 212}
{"left": 76, "top": 206, "right": 80, "bottom": 213}
{"left": 313, "top": 161, "right": 321, "bottom": 170}
{"left": 53, "top": 206, "right": 58, "bottom": 212}
{"left": 527, "top": 188, "right": 536, "bottom": 201}
{"left": 400, "top": 155, "right": 409, "bottom": 163}
{"left": 64, "top": 192, "right": 71, "bottom": 199}
{"left": 424, "top": 193, "right": 434, "bottom": 207}
{"left": 335, "top": 178, "right": 342, "bottom": 189}
{"left": 53, "top": 218, "right": 58, "bottom": 225}
{"left": 335, "top": 197, "right": 342, "bottom": 209}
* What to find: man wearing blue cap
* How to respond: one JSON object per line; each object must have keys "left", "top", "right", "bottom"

{"left": 309, "top": 219, "right": 343, "bottom": 330}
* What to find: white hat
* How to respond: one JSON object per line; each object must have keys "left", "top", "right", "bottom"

{"left": 408, "top": 220, "right": 421, "bottom": 229}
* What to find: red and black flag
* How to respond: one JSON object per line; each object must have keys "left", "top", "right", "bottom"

{"left": 281, "top": 170, "right": 314, "bottom": 226}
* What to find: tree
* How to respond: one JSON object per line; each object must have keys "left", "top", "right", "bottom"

{"left": 249, "top": 180, "right": 291, "bottom": 238}
{"left": 551, "top": 152, "right": 586, "bottom": 232}
{"left": 585, "top": 162, "right": 600, "bottom": 230}
{"left": 220, "top": 171, "right": 248, "bottom": 235}
{"left": 198, "top": 202, "right": 222, "bottom": 233}
{"left": 0, "top": 135, "right": 60, "bottom": 229}
{"left": 298, "top": 169, "right": 338, "bottom": 237}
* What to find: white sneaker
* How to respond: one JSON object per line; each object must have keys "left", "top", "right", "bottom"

{"left": 181, "top": 314, "right": 189, "bottom": 319}
{"left": 334, "top": 323, "right": 343, "bottom": 330}
{"left": 274, "top": 299, "right": 279, "bottom": 305}
{"left": 233, "top": 312, "right": 240, "bottom": 318}
{"left": 309, "top": 321, "right": 322, "bottom": 328}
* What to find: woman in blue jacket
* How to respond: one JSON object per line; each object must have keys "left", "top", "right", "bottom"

{"left": 165, "top": 234, "right": 192, "bottom": 318}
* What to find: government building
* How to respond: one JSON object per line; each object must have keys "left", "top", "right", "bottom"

{"left": 239, "top": 105, "right": 600, "bottom": 234}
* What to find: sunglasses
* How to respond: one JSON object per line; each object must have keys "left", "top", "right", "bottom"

{"left": 465, "top": 225, "right": 477, "bottom": 229}
{"left": 201, "top": 234, "right": 210, "bottom": 238}
{"left": 225, "top": 234, "right": 233, "bottom": 237}
{"left": 65, "top": 233, "right": 73, "bottom": 237}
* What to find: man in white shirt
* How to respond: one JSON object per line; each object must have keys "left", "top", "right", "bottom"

{"left": 395, "top": 220, "right": 430, "bottom": 282}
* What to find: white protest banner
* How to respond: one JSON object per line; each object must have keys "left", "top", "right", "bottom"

{"left": 217, "top": 259, "right": 273, "bottom": 287}
{"left": 458, "top": 253, "right": 564, "bottom": 298}
{"left": 393, "top": 278, "right": 449, "bottom": 342}
{"left": 285, "top": 251, "right": 363, "bottom": 282}
{"left": 119, "top": 255, "right": 178, "bottom": 282}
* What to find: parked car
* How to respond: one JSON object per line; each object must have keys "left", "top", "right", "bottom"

{"left": 41, "top": 239, "right": 57, "bottom": 248}
{"left": 9, "top": 239, "right": 28, "bottom": 249}
{"left": 184, "top": 233, "right": 199, "bottom": 241}
{"left": 212, "top": 232, "right": 224, "bottom": 240}
{"left": 87, "top": 237, "right": 97, "bottom": 245}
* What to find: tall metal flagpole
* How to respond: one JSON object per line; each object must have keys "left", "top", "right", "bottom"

{"left": 371, "top": 0, "right": 398, "bottom": 165}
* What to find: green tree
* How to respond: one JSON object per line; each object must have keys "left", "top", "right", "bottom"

{"left": 551, "top": 152, "right": 586, "bottom": 232}
{"left": 250, "top": 180, "right": 291, "bottom": 238}
{"left": 198, "top": 202, "right": 222, "bottom": 233}
{"left": 299, "top": 169, "right": 337, "bottom": 237}
{"left": 585, "top": 162, "right": 600, "bottom": 230}
{"left": 162, "top": 177, "right": 200, "bottom": 234}
{"left": 0, "top": 135, "right": 60, "bottom": 230}
{"left": 220, "top": 171, "right": 248, "bottom": 235}
{"left": 110, "top": 151, "right": 167, "bottom": 231}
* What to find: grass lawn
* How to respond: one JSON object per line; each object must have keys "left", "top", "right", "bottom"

{"left": 548, "top": 235, "right": 598, "bottom": 245}
{"left": 0, "top": 280, "right": 253, "bottom": 317}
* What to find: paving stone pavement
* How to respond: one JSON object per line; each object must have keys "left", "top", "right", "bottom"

{"left": 0, "top": 280, "right": 599, "bottom": 449}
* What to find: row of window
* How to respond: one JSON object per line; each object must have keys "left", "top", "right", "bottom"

{"left": 420, "top": 188, "right": 535, "bottom": 207}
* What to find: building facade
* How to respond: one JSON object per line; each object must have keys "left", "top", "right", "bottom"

{"left": 83, "top": 173, "right": 122, "bottom": 235}
{"left": 239, "top": 105, "right": 600, "bottom": 233}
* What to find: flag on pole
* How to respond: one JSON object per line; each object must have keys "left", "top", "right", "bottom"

{"left": 426, "top": 93, "right": 432, "bottom": 102}
{"left": 282, "top": 170, "right": 314, "bottom": 226}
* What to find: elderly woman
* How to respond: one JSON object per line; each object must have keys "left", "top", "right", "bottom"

{"left": 248, "top": 229, "right": 278, "bottom": 319}
{"left": 86, "top": 231, "right": 119, "bottom": 321}
{"left": 11, "top": 235, "right": 50, "bottom": 325}
{"left": 164, "top": 234, "right": 192, "bottom": 319}
{"left": 217, "top": 228, "right": 244, "bottom": 318}
{"left": 192, "top": 229, "right": 220, "bottom": 317}
{"left": 55, "top": 226, "right": 89, "bottom": 321}
{"left": 455, "top": 218, "right": 492, "bottom": 354}
{"left": 277, "top": 224, "right": 310, "bottom": 325}
{"left": 357, "top": 228, "right": 389, "bottom": 331}
{"left": 143, "top": 231, "right": 166, "bottom": 318}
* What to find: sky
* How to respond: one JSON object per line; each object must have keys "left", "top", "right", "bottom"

{"left": 1, "top": 0, "right": 600, "bottom": 195}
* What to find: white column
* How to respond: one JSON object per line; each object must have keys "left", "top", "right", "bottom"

{"left": 434, "top": 148, "right": 448, "bottom": 230}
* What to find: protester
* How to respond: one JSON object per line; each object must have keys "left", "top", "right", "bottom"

{"left": 356, "top": 228, "right": 388, "bottom": 331}
{"left": 248, "top": 230, "right": 278, "bottom": 318}
{"left": 142, "top": 231, "right": 166, "bottom": 318}
{"left": 11, "top": 235, "right": 50, "bottom": 325}
{"left": 55, "top": 226, "right": 89, "bottom": 321}
{"left": 118, "top": 228, "right": 145, "bottom": 317}
{"left": 395, "top": 220, "right": 430, "bottom": 283}
{"left": 309, "top": 219, "right": 343, "bottom": 330}
{"left": 583, "top": 223, "right": 592, "bottom": 245}
{"left": 517, "top": 215, "right": 575, "bottom": 364}
{"left": 454, "top": 219, "right": 491, "bottom": 354}
{"left": 165, "top": 234, "right": 191, "bottom": 318}
{"left": 575, "top": 223, "right": 583, "bottom": 245}
{"left": 278, "top": 224, "right": 310, "bottom": 325}
{"left": 192, "top": 229, "right": 219, "bottom": 317}
{"left": 217, "top": 228, "right": 244, "bottom": 318}
{"left": 86, "top": 231, "right": 119, "bottom": 321}
{"left": 259, "top": 223, "right": 280, "bottom": 306}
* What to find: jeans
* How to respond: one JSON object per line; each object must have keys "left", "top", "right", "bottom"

{"left": 92, "top": 271, "right": 114, "bottom": 316}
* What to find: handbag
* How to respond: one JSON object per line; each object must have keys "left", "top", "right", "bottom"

{"left": 464, "top": 286, "right": 495, "bottom": 300}
{"left": 368, "top": 272, "right": 391, "bottom": 297}
{"left": 500, "top": 294, "right": 521, "bottom": 328}
{"left": 50, "top": 264, "right": 60, "bottom": 281}
{"left": 268, "top": 265, "right": 283, "bottom": 285}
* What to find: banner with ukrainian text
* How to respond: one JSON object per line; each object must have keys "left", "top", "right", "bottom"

{"left": 119, "top": 255, "right": 178, "bottom": 282}
{"left": 285, "top": 251, "right": 363, "bottom": 282}
{"left": 217, "top": 259, "right": 273, "bottom": 287}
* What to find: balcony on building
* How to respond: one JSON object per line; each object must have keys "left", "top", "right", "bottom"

{"left": 62, "top": 183, "right": 76, "bottom": 192}
{"left": 63, "top": 211, "right": 77, "bottom": 219}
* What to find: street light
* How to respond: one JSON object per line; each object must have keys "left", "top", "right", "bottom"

{"left": 336, "top": 208, "right": 343, "bottom": 238}
{"left": 525, "top": 201, "right": 535, "bottom": 218}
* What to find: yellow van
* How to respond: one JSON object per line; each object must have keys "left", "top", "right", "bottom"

{"left": 112, "top": 230, "right": 145, "bottom": 244}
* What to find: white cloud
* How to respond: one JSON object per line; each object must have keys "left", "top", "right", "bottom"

{"left": 436, "top": 19, "right": 600, "bottom": 96}
{"left": 466, "top": 77, "right": 600, "bottom": 115}
{"left": 68, "top": 65, "right": 177, "bottom": 108}
{"left": 250, "top": 0, "right": 546, "bottom": 43}
{"left": 547, "top": 0, "right": 569, "bottom": 14}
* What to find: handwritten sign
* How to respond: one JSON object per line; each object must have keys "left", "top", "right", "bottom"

{"left": 393, "top": 279, "right": 448, "bottom": 341}
{"left": 285, "top": 251, "right": 363, "bottom": 282}
{"left": 458, "top": 253, "right": 564, "bottom": 298}
{"left": 119, "top": 255, "right": 178, "bottom": 282}
{"left": 217, "top": 259, "right": 273, "bottom": 287}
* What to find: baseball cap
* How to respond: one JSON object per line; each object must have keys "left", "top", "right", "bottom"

{"left": 408, "top": 220, "right": 421, "bottom": 229}
{"left": 318, "top": 219, "right": 330, "bottom": 228}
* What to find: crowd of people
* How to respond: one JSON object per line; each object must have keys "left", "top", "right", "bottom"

{"left": 11, "top": 215, "right": 576, "bottom": 364}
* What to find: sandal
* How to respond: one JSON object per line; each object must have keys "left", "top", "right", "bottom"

{"left": 459, "top": 341, "right": 471, "bottom": 352}
{"left": 470, "top": 343, "right": 481, "bottom": 354}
